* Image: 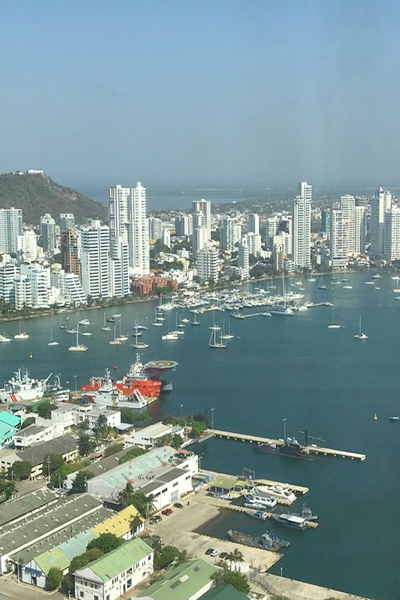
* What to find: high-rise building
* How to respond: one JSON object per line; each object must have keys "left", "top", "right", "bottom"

{"left": 81, "top": 221, "right": 111, "bottom": 299}
{"left": 14, "top": 275, "right": 32, "bottom": 310}
{"left": 220, "top": 217, "right": 236, "bottom": 251}
{"left": 278, "top": 216, "right": 292, "bottom": 255}
{"left": 330, "top": 210, "right": 347, "bottom": 268}
{"left": 161, "top": 229, "right": 171, "bottom": 249}
{"left": 61, "top": 228, "right": 81, "bottom": 279}
{"left": 20, "top": 264, "right": 51, "bottom": 308}
{"left": 51, "top": 268, "right": 87, "bottom": 305}
{"left": 40, "top": 214, "right": 57, "bottom": 254}
{"left": 148, "top": 217, "right": 163, "bottom": 241}
{"left": 109, "top": 185, "right": 130, "bottom": 256}
{"left": 127, "top": 182, "right": 150, "bottom": 276}
{"left": 238, "top": 237, "right": 250, "bottom": 279}
{"left": 248, "top": 214, "right": 260, "bottom": 235}
{"left": 0, "top": 264, "right": 18, "bottom": 304}
{"left": 293, "top": 182, "right": 312, "bottom": 268}
{"left": 340, "top": 195, "right": 356, "bottom": 256}
{"left": 17, "top": 231, "right": 37, "bottom": 263}
{"left": 0, "top": 208, "right": 23, "bottom": 254}
{"left": 60, "top": 213, "right": 75, "bottom": 232}
{"left": 175, "top": 214, "right": 192, "bottom": 237}
{"left": 370, "top": 188, "right": 392, "bottom": 257}
{"left": 246, "top": 232, "right": 262, "bottom": 256}
{"left": 355, "top": 206, "right": 366, "bottom": 254}
{"left": 193, "top": 226, "right": 208, "bottom": 257}
{"left": 193, "top": 199, "right": 211, "bottom": 240}
{"left": 384, "top": 206, "right": 400, "bottom": 260}
{"left": 266, "top": 216, "right": 279, "bottom": 249}
{"left": 196, "top": 245, "right": 219, "bottom": 283}
{"left": 321, "top": 209, "right": 331, "bottom": 234}
{"left": 109, "top": 242, "right": 130, "bottom": 298}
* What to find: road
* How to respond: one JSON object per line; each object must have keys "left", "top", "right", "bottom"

{"left": 0, "top": 576, "right": 63, "bottom": 600}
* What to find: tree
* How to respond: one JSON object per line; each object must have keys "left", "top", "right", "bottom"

{"left": 78, "top": 434, "right": 95, "bottom": 456}
{"left": 119, "top": 446, "right": 146, "bottom": 464}
{"left": 154, "top": 545, "right": 179, "bottom": 570}
{"left": 87, "top": 533, "right": 124, "bottom": 554}
{"left": 0, "top": 479, "right": 16, "bottom": 501}
{"left": 71, "top": 470, "right": 93, "bottom": 493}
{"left": 191, "top": 420, "right": 207, "bottom": 438}
{"left": 170, "top": 433, "right": 183, "bottom": 449}
{"left": 230, "top": 548, "right": 244, "bottom": 563}
{"left": 8, "top": 460, "right": 31, "bottom": 481}
{"left": 61, "top": 573, "right": 74, "bottom": 595}
{"left": 93, "top": 414, "right": 111, "bottom": 441}
{"left": 36, "top": 402, "right": 56, "bottom": 420}
{"left": 212, "top": 567, "right": 250, "bottom": 594}
{"left": 69, "top": 548, "right": 104, "bottom": 574}
{"left": 118, "top": 484, "right": 155, "bottom": 517}
{"left": 104, "top": 443, "right": 124, "bottom": 457}
{"left": 130, "top": 514, "right": 143, "bottom": 535}
{"left": 43, "top": 453, "right": 64, "bottom": 477}
{"left": 20, "top": 416, "right": 36, "bottom": 429}
{"left": 46, "top": 567, "right": 62, "bottom": 590}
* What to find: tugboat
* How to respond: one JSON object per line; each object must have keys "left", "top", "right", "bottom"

{"left": 227, "top": 529, "right": 290, "bottom": 552}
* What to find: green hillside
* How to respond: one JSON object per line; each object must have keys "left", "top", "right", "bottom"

{"left": 0, "top": 172, "right": 107, "bottom": 225}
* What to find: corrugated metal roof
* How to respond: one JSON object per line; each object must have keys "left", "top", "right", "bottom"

{"left": 0, "top": 412, "right": 21, "bottom": 427}
{"left": 92, "top": 505, "right": 142, "bottom": 537}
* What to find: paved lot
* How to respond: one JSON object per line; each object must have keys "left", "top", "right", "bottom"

{"left": 148, "top": 500, "right": 281, "bottom": 571}
{"left": 0, "top": 575, "right": 63, "bottom": 600}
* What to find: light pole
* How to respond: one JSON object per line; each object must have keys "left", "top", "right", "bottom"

{"left": 73, "top": 375, "right": 77, "bottom": 392}
{"left": 211, "top": 407, "right": 215, "bottom": 430}
{"left": 180, "top": 404, "right": 184, "bottom": 419}
{"left": 280, "top": 566, "right": 283, "bottom": 597}
{"left": 282, "top": 418, "right": 286, "bottom": 442}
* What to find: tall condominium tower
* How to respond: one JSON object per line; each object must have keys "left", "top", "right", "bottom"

{"left": 193, "top": 199, "right": 211, "bottom": 240}
{"left": 61, "top": 228, "right": 81, "bottom": 279}
{"left": 40, "top": 213, "right": 57, "bottom": 254}
{"left": 248, "top": 213, "right": 260, "bottom": 235}
{"left": 80, "top": 221, "right": 111, "bottom": 299}
{"left": 293, "top": 182, "right": 312, "bottom": 268}
{"left": 220, "top": 217, "right": 236, "bottom": 251}
{"left": 60, "top": 213, "right": 75, "bottom": 232}
{"left": 355, "top": 206, "right": 366, "bottom": 254}
{"left": 330, "top": 209, "right": 347, "bottom": 268}
{"left": 238, "top": 237, "right": 250, "bottom": 278}
{"left": 370, "top": 188, "right": 392, "bottom": 257}
{"left": 340, "top": 195, "right": 356, "bottom": 256}
{"left": 384, "top": 205, "right": 400, "bottom": 260}
{"left": 0, "top": 208, "right": 23, "bottom": 254}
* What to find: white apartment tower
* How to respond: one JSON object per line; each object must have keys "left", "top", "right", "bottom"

{"left": 355, "top": 206, "right": 366, "bottom": 254}
{"left": 81, "top": 221, "right": 111, "bottom": 299}
{"left": 197, "top": 245, "right": 219, "bottom": 283}
{"left": 40, "top": 214, "right": 57, "bottom": 254}
{"left": 238, "top": 237, "right": 250, "bottom": 279}
{"left": 60, "top": 213, "right": 75, "bottom": 232}
{"left": 384, "top": 206, "right": 400, "bottom": 260}
{"left": 193, "top": 226, "right": 208, "bottom": 257}
{"left": 370, "top": 188, "right": 392, "bottom": 257}
{"left": 340, "top": 195, "right": 356, "bottom": 256}
{"left": 293, "top": 182, "right": 312, "bottom": 268}
{"left": 17, "top": 231, "right": 37, "bottom": 263}
{"left": 220, "top": 217, "right": 236, "bottom": 251}
{"left": 0, "top": 208, "right": 23, "bottom": 254}
{"left": 330, "top": 210, "right": 347, "bottom": 268}
{"left": 193, "top": 199, "right": 211, "bottom": 240}
{"left": 148, "top": 217, "right": 163, "bottom": 241}
{"left": 248, "top": 213, "right": 260, "bottom": 235}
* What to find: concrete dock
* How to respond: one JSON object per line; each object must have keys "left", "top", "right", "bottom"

{"left": 203, "top": 468, "right": 309, "bottom": 496}
{"left": 211, "top": 428, "right": 366, "bottom": 461}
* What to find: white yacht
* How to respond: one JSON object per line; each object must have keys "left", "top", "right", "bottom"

{"left": 68, "top": 324, "right": 88, "bottom": 352}
{"left": 78, "top": 318, "right": 90, "bottom": 326}
{"left": 14, "top": 318, "right": 29, "bottom": 339}
{"left": 354, "top": 316, "right": 368, "bottom": 340}
{"left": 328, "top": 307, "right": 341, "bottom": 329}
{"left": 162, "top": 332, "right": 178, "bottom": 340}
{"left": 48, "top": 329, "right": 59, "bottom": 346}
{"left": 246, "top": 485, "right": 296, "bottom": 504}
{"left": 0, "top": 333, "right": 11, "bottom": 343}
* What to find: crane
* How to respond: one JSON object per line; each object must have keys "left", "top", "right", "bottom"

{"left": 300, "top": 429, "right": 326, "bottom": 447}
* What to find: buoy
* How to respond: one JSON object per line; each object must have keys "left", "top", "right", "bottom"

{"left": 113, "top": 362, "right": 117, "bottom": 370}
{"left": 374, "top": 412, "right": 378, "bottom": 420}
{"left": 30, "top": 352, "right": 33, "bottom": 359}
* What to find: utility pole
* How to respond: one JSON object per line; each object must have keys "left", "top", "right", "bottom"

{"left": 282, "top": 418, "right": 286, "bottom": 442}
{"left": 211, "top": 407, "right": 215, "bottom": 430}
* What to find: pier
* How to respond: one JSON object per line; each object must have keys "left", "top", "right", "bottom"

{"left": 230, "top": 311, "right": 271, "bottom": 319}
{"left": 210, "top": 429, "right": 366, "bottom": 461}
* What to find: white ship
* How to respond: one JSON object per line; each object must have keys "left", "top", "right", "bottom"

{"left": 0, "top": 369, "right": 52, "bottom": 403}
{"left": 246, "top": 484, "right": 296, "bottom": 504}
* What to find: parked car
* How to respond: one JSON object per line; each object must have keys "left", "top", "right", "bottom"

{"left": 149, "top": 515, "right": 162, "bottom": 523}
{"left": 161, "top": 508, "right": 173, "bottom": 516}
{"left": 210, "top": 550, "right": 220, "bottom": 557}
{"left": 173, "top": 502, "right": 184, "bottom": 509}
{"left": 205, "top": 548, "right": 215, "bottom": 555}
{"left": 219, "top": 552, "right": 228, "bottom": 559}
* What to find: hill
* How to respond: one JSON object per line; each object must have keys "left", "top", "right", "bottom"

{"left": 0, "top": 171, "right": 107, "bottom": 225}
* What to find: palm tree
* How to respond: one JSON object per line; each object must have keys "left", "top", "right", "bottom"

{"left": 142, "top": 494, "right": 156, "bottom": 518}
{"left": 130, "top": 514, "right": 143, "bottom": 536}
{"left": 231, "top": 548, "right": 244, "bottom": 563}
{"left": 119, "top": 482, "right": 134, "bottom": 508}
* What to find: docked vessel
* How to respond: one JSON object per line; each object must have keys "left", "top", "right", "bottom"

{"left": 245, "top": 485, "right": 296, "bottom": 504}
{"left": 270, "top": 305, "right": 294, "bottom": 316}
{"left": 227, "top": 529, "right": 290, "bottom": 552}
{"left": 0, "top": 369, "right": 53, "bottom": 403}
{"left": 244, "top": 496, "right": 277, "bottom": 509}
{"left": 390, "top": 416, "right": 400, "bottom": 421}
{"left": 255, "top": 437, "right": 311, "bottom": 460}
{"left": 247, "top": 510, "right": 270, "bottom": 520}
{"left": 271, "top": 513, "right": 307, "bottom": 530}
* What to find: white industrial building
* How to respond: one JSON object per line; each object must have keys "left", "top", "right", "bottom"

{"left": 87, "top": 446, "right": 198, "bottom": 510}
{"left": 125, "top": 422, "right": 184, "bottom": 450}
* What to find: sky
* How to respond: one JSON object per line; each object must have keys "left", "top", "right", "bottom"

{"left": 2, "top": 0, "right": 400, "bottom": 190}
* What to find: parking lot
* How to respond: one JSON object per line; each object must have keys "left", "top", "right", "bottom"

{"left": 148, "top": 499, "right": 281, "bottom": 570}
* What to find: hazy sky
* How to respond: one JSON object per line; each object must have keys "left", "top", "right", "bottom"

{"left": 2, "top": 0, "right": 400, "bottom": 189}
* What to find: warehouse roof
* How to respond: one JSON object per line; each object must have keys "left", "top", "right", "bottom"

{"left": 138, "top": 559, "right": 219, "bottom": 600}
{"left": 0, "top": 412, "right": 21, "bottom": 427}
{"left": 0, "top": 421, "right": 16, "bottom": 442}
{"left": 74, "top": 537, "right": 153, "bottom": 582}
{"left": 17, "top": 433, "right": 77, "bottom": 466}
{"left": 199, "top": 584, "right": 250, "bottom": 599}
{"left": 35, "top": 529, "right": 97, "bottom": 574}
{"left": 13, "top": 424, "right": 46, "bottom": 437}
{"left": 92, "top": 504, "right": 142, "bottom": 538}
{"left": 0, "top": 489, "right": 57, "bottom": 530}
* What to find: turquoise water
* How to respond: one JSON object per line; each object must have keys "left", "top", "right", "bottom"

{"left": 0, "top": 273, "right": 398, "bottom": 598}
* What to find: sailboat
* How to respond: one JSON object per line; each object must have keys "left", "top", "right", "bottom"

{"left": 221, "top": 320, "right": 234, "bottom": 340}
{"left": 209, "top": 325, "right": 227, "bottom": 349}
{"left": 318, "top": 276, "right": 327, "bottom": 290}
{"left": 59, "top": 317, "right": 66, "bottom": 329}
{"left": 0, "top": 332, "right": 11, "bottom": 343}
{"left": 328, "top": 306, "right": 341, "bottom": 329}
{"left": 132, "top": 319, "right": 148, "bottom": 349}
{"left": 270, "top": 273, "right": 294, "bottom": 315}
{"left": 354, "top": 315, "right": 368, "bottom": 340}
{"left": 68, "top": 324, "right": 88, "bottom": 352}
{"left": 101, "top": 314, "right": 111, "bottom": 331}
{"left": 14, "top": 318, "right": 29, "bottom": 339}
{"left": 48, "top": 328, "right": 59, "bottom": 346}
{"left": 117, "top": 318, "right": 129, "bottom": 342}
{"left": 109, "top": 323, "right": 121, "bottom": 345}
{"left": 152, "top": 308, "right": 163, "bottom": 326}
{"left": 191, "top": 312, "right": 201, "bottom": 326}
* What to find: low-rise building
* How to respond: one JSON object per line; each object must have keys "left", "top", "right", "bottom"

{"left": 51, "top": 403, "right": 121, "bottom": 433}
{"left": 74, "top": 537, "right": 154, "bottom": 600}
{"left": 0, "top": 411, "right": 21, "bottom": 448}
{"left": 0, "top": 489, "right": 57, "bottom": 530}
{"left": 138, "top": 559, "right": 219, "bottom": 600}
{"left": 12, "top": 423, "right": 56, "bottom": 450}
{"left": 125, "top": 422, "right": 184, "bottom": 450}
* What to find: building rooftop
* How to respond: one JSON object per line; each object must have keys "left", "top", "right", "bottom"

{"left": 0, "top": 421, "right": 16, "bottom": 442}
{"left": 133, "top": 422, "right": 174, "bottom": 438}
{"left": 14, "top": 424, "right": 47, "bottom": 437}
{"left": 137, "top": 559, "right": 219, "bottom": 600}
{"left": 0, "top": 411, "right": 21, "bottom": 428}
{"left": 0, "top": 489, "right": 57, "bottom": 530}
{"left": 199, "top": 584, "right": 250, "bottom": 600}
{"left": 74, "top": 537, "right": 153, "bottom": 582}
{"left": 17, "top": 433, "right": 77, "bottom": 466}
{"left": 92, "top": 504, "right": 142, "bottom": 538}
{"left": 0, "top": 493, "right": 102, "bottom": 557}
{"left": 35, "top": 529, "right": 97, "bottom": 574}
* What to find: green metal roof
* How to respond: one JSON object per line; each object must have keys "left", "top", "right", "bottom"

{"left": 0, "top": 412, "right": 21, "bottom": 427}
{"left": 138, "top": 559, "right": 220, "bottom": 600}
{"left": 0, "top": 421, "right": 16, "bottom": 442}
{"left": 35, "top": 529, "right": 97, "bottom": 574}
{"left": 0, "top": 488, "right": 57, "bottom": 529}
{"left": 78, "top": 537, "right": 153, "bottom": 583}
{"left": 199, "top": 584, "right": 250, "bottom": 600}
